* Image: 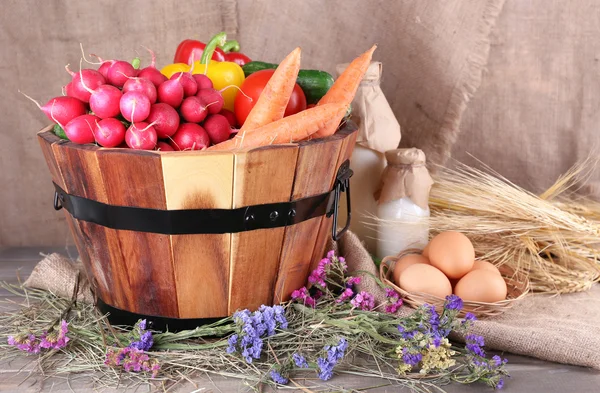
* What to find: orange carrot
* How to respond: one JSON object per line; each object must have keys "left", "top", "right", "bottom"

{"left": 208, "top": 103, "right": 346, "bottom": 151}
{"left": 312, "top": 45, "right": 377, "bottom": 139}
{"left": 239, "top": 47, "right": 302, "bottom": 134}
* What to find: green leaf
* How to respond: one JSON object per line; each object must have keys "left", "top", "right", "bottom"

{"left": 53, "top": 124, "right": 69, "bottom": 140}
{"left": 131, "top": 57, "right": 141, "bottom": 69}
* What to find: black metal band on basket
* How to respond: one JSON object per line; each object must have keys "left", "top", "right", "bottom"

{"left": 53, "top": 160, "right": 353, "bottom": 238}
{"left": 96, "top": 297, "right": 224, "bottom": 333}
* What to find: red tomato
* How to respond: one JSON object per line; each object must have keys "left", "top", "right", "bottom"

{"left": 234, "top": 69, "right": 307, "bottom": 126}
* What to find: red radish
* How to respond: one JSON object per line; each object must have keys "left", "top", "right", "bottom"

{"left": 94, "top": 118, "right": 126, "bottom": 147}
{"left": 171, "top": 72, "right": 198, "bottom": 97}
{"left": 137, "top": 47, "right": 168, "bottom": 88}
{"left": 203, "top": 114, "right": 237, "bottom": 144}
{"left": 219, "top": 109, "right": 238, "bottom": 128}
{"left": 21, "top": 92, "right": 87, "bottom": 125}
{"left": 156, "top": 141, "right": 175, "bottom": 151}
{"left": 125, "top": 122, "right": 158, "bottom": 150}
{"left": 180, "top": 96, "right": 210, "bottom": 123}
{"left": 192, "top": 74, "right": 213, "bottom": 90}
{"left": 120, "top": 91, "right": 151, "bottom": 122}
{"left": 196, "top": 88, "right": 224, "bottom": 114}
{"left": 106, "top": 61, "right": 137, "bottom": 87}
{"left": 123, "top": 77, "right": 157, "bottom": 104}
{"left": 170, "top": 123, "right": 209, "bottom": 151}
{"left": 146, "top": 103, "right": 180, "bottom": 138}
{"left": 64, "top": 65, "right": 105, "bottom": 103}
{"left": 86, "top": 53, "right": 116, "bottom": 79}
{"left": 157, "top": 77, "right": 185, "bottom": 108}
{"left": 63, "top": 114, "right": 100, "bottom": 144}
{"left": 87, "top": 85, "right": 122, "bottom": 118}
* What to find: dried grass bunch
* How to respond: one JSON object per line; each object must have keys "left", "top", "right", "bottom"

{"left": 426, "top": 159, "right": 600, "bottom": 294}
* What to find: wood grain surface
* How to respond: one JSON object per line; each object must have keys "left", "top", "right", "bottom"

{"left": 161, "top": 152, "right": 234, "bottom": 319}
{"left": 228, "top": 145, "right": 299, "bottom": 313}
{"left": 273, "top": 136, "right": 345, "bottom": 303}
{"left": 95, "top": 148, "right": 179, "bottom": 318}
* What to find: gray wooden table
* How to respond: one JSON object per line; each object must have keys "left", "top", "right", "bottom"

{"left": 1, "top": 247, "right": 599, "bottom": 392}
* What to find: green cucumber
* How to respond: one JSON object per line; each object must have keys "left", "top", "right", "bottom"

{"left": 53, "top": 124, "right": 69, "bottom": 140}
{"left": 242, "top": 61, "right": 334, "bottom": 104}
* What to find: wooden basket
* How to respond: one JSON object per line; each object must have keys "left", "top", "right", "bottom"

{"left": 379, "top": 249, "right": 530, "bottom": 318}
{"left": 38, "top": 122, "right": 357, "bottom": 329}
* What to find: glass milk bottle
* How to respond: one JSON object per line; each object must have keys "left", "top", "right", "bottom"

{"left": 336, "top": 61, "right": 401, "bottom": 253}
{"left": 375, "top": 148, "right": 433, "bottom": 259}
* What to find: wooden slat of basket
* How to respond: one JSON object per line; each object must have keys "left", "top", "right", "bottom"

{"left": 43, "top": 135, "right": 133, "bottom": 312}
{"left": 96, "top": 149, "right": 180, "bottom": 318}
{"left": 162, "top": 152, "right": 234, "bottom": 319}
{"left": 380, "top": 250, "right": 530, "bottom": 318}
{"left": 228, "top": 145, "right": 299, "bottom": 313}
{"left": 273, "top": 135, "right": 345, "bottom": 303}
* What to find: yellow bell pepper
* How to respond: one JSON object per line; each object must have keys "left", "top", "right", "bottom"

{"left": 160, "top": 32, "right": 245, "bottom": 111}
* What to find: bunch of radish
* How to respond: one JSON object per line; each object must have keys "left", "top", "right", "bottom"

{"left": 24, "top": 49, "right": 238, "bottom": 151}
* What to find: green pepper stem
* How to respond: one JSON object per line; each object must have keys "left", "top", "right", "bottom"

{"left": 220, "top": 39, "right": 240, "bottom": 53}
{"left": 201, "top": 32, "right": 227, "bottom": 65}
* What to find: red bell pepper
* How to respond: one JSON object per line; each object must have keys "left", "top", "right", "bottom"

{"left": 173, "top": 39, "right": 227, "bottom": 64}
{"left": 173, "top": 36, "right": 252, "bottom": 66}
{"left": 219, "top": 40, "right": 252, "bottom": 66}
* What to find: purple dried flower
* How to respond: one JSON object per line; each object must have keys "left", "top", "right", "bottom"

{"left": 317, "top": 357, "right": 335, "bottom": 381}
{"left": 496, "top": 378, "right": 505, "bottom": 390}
{"left": 385, "top": 301, "right": 403, "bottom": 313}
{"left": 326, "top": 250, "right": 336, "bottom": 259}
{"left": 466, "top": 334, "right": 485, "bottom": 347}
{"left": 398, "top": 326, "right": 417, "bottom": 339}
{"left": 350, "top": 291, "right": 375, "bottom": 311}
{"left": 432, "top": 334, "right": 443, "bottom": 348}
{"left": 270, "top": 369, "right": 289, "bottom": 384}
{"left": 226, "top": 334, "right": 238, "bottom": 354}
{"left": 426, "top": 305, "right": 440, "bottom": 330}
{"left": 229, "top": 306, "right": 288, "bottom": 363}
{"left": 105, "top": 347, "right": 160, "bottom": 378}
{"left": 324, "top": 338, "right": 348, "bottom": 363}
{"left": 346, "top": 276, "right": 361, "bottom": 286}
{"left": 338, "top": 256, "right": 347, "bottom": 271}
{"left": 129, "top": 320, "right": 153, "bottom": 351}
{"left": 293, "top": 353, "right": 309, "bottom": 368}
{"left": 335, "top": 287, "right": 354, "bottom": 303}
{"left": 464, "top": 312, "right": 476, "bottom": 321}
{"left": 465, "top": 335, "right": 486, "bottom": 358}
{"left": 291, "top": 287, "right": 317, "bottom": 308}
{"left": 444, "top": 294, "right": 464, "bottom": 311}
{"left": 492, "top": 355, "right": 508, "bottom": 367}
{"left": 385, "top": 287, "right": 398, "bottom": 298}
{"left": 8, "top": 333, "right": 40, "bottom": 354}
{"left": 402, "top": 348, "right": 423, "bottom": 366}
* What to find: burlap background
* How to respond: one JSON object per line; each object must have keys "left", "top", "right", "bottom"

{"left": 1, "top": 0, "right": 502, "bottom": 246}
{"left": 25, "top": 237, "right": 600, "bottom": 370}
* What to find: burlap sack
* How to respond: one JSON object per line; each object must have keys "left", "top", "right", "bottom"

{"left": 24, "top": 253, "right": 94, "bottom": 304}
{"left": 335, "top": 230, "right": 600, "bottom": 370}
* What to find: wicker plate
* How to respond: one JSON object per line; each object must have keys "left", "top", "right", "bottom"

{"left": 380, "top": 249, "right": 530, "bottom": 318}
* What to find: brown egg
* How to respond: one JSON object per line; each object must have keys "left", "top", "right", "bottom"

{"left": 471, "top": 260, "right": 501, "bottom": 276}
{"left": 454, "top": 270, "right": 508, "bottom": 303}
{"left": 399, "top": 264, "right": 452, "bottom": 298}
{"left": 392, "top": 254, "right": 430, "bottom": 285}
{"left": 427, "top": 231, "right": 475, "bottom": 279}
